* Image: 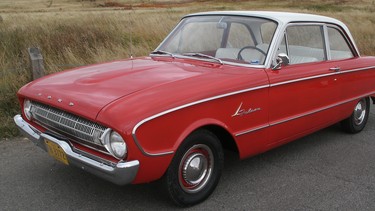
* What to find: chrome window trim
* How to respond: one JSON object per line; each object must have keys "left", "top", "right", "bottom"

{"left": 268, "top": 22, "right": 325, "bottom": 68}
{"left": 323, "top": 24, "right": 332, "bottom": 60}
{"left": 285, "top": 31, "right": 290, "bottom": 57}
{"left": 269, "top": 22, "right": 360, "bottom": 68}
{"left": 275, "top": 23, "right": 327, "bottom": 65}
{"left": 263, "top": 20, "right": 283, "bottom": 68}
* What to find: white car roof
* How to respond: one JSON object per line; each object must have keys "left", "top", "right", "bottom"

{"left": 182, "top": 11, "right": 359, "bottom": 66}
{"left": 185, "top": 11, "right": 347, "bottom": 28}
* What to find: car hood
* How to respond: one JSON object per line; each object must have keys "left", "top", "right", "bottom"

{"left": 18, "top": 58, "right": 205, "bottom": 120}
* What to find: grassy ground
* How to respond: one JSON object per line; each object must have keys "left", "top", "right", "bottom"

{"left": 1, "top": 0, "right": 374, "bottom": 138}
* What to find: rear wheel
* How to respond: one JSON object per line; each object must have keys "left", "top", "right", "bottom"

{"left": 341, "top": 97, "right": 370, "bottom": 133}
{"left": 164, "top": 130, "right": 224, "bottom": 207}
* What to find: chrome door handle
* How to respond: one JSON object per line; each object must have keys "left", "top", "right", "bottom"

{"left": 329, "top": 67, "right": 341, "bottom": 72}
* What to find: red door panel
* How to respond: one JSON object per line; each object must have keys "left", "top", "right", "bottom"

{"left": 266, "top": 60, "right": 341, "bottom": 145}
{"left": 335, "top": 58, "right": 375, "bottom": 102}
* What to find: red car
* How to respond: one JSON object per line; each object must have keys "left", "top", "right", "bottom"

{"left": 14, "top": 11, "right": 375, "bottom": 206}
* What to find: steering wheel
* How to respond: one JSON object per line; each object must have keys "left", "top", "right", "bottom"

{"left": 237, "top": 46, "right": 267, "bottom": 62}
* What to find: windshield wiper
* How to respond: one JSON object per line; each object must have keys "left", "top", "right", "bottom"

{"left": 150, "top": 50, "right": 175, "bottom": 58}
{"left": 182, "top": 53, "right": 223, "bottom": 65}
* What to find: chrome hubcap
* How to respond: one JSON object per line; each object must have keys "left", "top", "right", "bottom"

{"left": 182, "top": 153, "right": 208, "bottom": 185}
{"left": 179, "top": 144, "right": 214, "bottom": 193}
{"left": 354, "top": 99, "right": 366, "bottom": 126}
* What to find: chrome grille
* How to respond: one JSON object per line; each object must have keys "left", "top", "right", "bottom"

{"left": 30, "top": 101, "right": 107, "bottom": 146}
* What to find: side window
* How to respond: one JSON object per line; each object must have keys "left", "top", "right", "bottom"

{"left": 285, "top": 25, "right": 326, "bottom": 64}
{"left": 227, "top": 23, "right": 254, "bottom": 48}
{"left": 327, "top": 27, "right": 354, "bottom": 60}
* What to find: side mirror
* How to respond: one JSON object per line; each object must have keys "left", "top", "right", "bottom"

{"left": 272, "top": 53, "right": 290, "bottom": 70}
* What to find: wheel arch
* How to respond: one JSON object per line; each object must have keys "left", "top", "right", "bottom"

{"left": 199, "top": 125, "right": 239, "bottom": 156}
{"left": 174, "top": 120, "right": 239, "bottom": 159}
{"left": 341, "top": 96, "right": 371, "bottom": 134}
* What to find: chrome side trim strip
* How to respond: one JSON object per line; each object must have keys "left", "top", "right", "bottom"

{"left": 235, "top": 124, "right": 269, "bottom": 137}
{"left": 341, "top": 66, "right": 375, "bottom": 74}
{"left": 133, "top": 65, "right": 375, "bottom": 154}
{"left": 270, "top": 91, "right": 375, "bottom": 126}
{"left": 132, "top": 84, "right": 270, "bottom": 156}
{"left": 235, "top": 91, "right": 375, "bottom": 137}
{"left": 269, "top": 103, "right": 339, "bottom": 127}
{"left": 270, "top": 72, "right": 338, "bottom": 87}
{"left": 271, "top": 66, "right": 375, "bottom": 87}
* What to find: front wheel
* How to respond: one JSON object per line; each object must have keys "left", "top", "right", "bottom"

{"left": 341, "top": 97, "right": 370, "bottom": 133}
{"left": 164, "top": 130, "right": 224, "bottom": 207}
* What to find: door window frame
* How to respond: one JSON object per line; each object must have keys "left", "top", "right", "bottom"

{"left": 273, "top": 22, "right": 357, "bottom": 66}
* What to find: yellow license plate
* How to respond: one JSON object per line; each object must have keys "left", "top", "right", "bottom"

{"left": 45, "top": 139, "right": 69, "bottom": 165}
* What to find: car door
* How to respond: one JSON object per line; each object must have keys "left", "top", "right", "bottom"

{"left": 265, "top": 24, "right": 341, "bottom": 147}
{"left": 325, "top": 25, "right": 375, "bottom": 108}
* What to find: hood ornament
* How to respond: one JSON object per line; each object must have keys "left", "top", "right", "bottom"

{"left": 38, "top": 93, "right": 74, "bottom": 106}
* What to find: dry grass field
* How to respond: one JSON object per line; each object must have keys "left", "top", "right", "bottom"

{"left": 1, "top": 0, "right": 374, "bottom": 138}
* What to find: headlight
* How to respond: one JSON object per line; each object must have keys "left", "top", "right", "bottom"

{"left": 110, "top": 131, "right": 127, "bottom": 159}
{"left": 101, "top": 129, "right": 127, "bottom": 160}
{"left": 23, "top": 99, "right": 32, "bottom": 120}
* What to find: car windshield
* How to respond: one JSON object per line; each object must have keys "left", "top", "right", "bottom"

{"left": 155, "top": 15, "right": 278, "bottom": 65}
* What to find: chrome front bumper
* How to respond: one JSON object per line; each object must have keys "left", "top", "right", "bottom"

{"left": 14, "top": 114, "right": 140, "bottom": 185}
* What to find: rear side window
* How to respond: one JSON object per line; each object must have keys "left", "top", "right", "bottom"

{"left": 327, "top": 27, "right": 354, "bottom": 60}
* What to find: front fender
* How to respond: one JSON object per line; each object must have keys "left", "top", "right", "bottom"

{"left": 131, "top": 117, "right": 234, "bottom": 184}
{"left": 173, "top": 118, "right": 233, "bottom": 150}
